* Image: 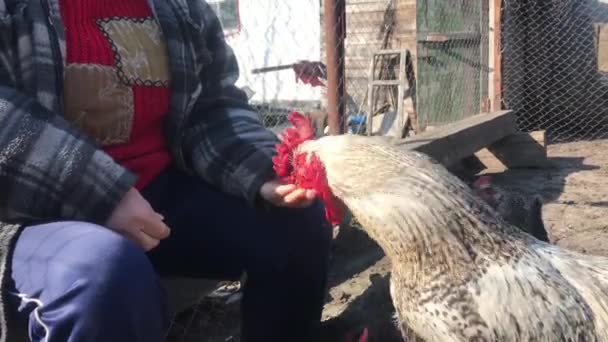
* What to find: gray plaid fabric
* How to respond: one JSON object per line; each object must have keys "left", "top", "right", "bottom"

{"left": 0, "top": 1, "right": 278, "bottom": 340}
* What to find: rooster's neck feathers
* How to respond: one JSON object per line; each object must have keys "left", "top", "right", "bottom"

{"left": 298, "top": 135, "right": 525, "bottom": 273}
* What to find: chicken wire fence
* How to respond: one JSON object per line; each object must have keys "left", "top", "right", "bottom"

{"left": 217, "top": 0, "right": 608, "bottom": 143}
{"left": 501, "top": 0, "right": 608, "bottom": 143}
{"left": 349, "top": 0, "right": 490, "bottom": 137}
{"left": 211, "top": 1, "right": 326, "bottom": 138}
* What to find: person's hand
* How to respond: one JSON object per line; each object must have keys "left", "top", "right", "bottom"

{"left": 105, "top": 188, "right": 170, "bottom": 251}
{"left": 260, "top": 179, "right": 316, "bottom": 208}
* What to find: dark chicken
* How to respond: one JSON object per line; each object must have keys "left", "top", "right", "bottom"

{"left": 274, "top": 111, "right": 608, "bottom": 342}
{"left": 472, "top": 175, "right": 549, "bottom": 242}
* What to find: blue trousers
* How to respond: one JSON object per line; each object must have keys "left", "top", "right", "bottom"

{"left": 6, "top": 165, "right": 332, "bottom": 342}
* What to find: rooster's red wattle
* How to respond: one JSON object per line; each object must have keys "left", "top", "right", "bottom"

{"left": 272, "top": 112, "right": 344, "bottom": 226}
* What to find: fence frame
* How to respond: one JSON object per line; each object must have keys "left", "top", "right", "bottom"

{"left": 323, "top": 0, "right": 347, "bottom": 134}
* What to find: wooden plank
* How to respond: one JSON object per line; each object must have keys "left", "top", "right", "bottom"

{"left": 595, "top": 24, "right": 608, "bottom": 72}
{"left": 479, "top": 0, "right": 490, "bottom": 112}
{"left": 346, "top": 1, "right": 415, "bottom": 13}
{"left": 347, "top": 10, "right": 390, "bottom": 21}
{"left": 345, "top": 0, "right": 414, "bottom": 4}
{"left": 394, "top": 110, "right": 517, "bottom": 167}
{"left": 366, "top": 48, "right": 375, "bottom": 136}
{"left": 474, "top": 131, "right": 548, "bottom": 169}
{"left": 488, "top": 0, "right": 502, "bottom": 111}
{"left": 347, "top": 10, "right": 416, "bottom": 29}
{"left": 417, "top": 31, "right": 481, "bottom": 43}
{"left": 344, "top": 25, "right": 416, "bottom": 35}
{"left": 395, "top": 49, "right": 408, "bottom": 136}
{"left": 346, "top": 41, "right": 416, "bottom": 57}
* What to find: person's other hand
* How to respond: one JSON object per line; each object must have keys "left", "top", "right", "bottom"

{"left": 260, "top": 179, "right": 316, "bottom": 208}
{"left": 105, "top": 188, "right": 170, "bottom": 251}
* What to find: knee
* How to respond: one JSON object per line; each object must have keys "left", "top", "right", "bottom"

{"left": 84, "top": 223, "right": 152, "bottom": 277}
{"left": 45, "top": 223, "right": 155, "bottom": 278}
{"left": 11, "top": 222, "right": 169, "bottom": 341}
{"left": 73, "top": 224, "right": 165, "bottom": 304}
{"left": 63, "top": 224, "right": 169, "bottom": 331}
{"left": 22, "top": 222, "right": 167, "bottom": 317}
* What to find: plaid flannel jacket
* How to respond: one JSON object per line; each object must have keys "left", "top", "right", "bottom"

{"left": 0, "top": 1, "right": 279, "bottom": 339}
{"left": 0, "top": 0, "right": 279, "bottom": 224}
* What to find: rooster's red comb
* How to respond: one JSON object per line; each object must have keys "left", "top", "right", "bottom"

{"left": 272, "top": 111, "right": 315, "bottom": 180}
{"left": 286, "top": 111, "right": 315, "bottom": 141}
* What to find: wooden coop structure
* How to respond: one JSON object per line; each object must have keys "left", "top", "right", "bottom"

{"left": 320, "top": 0, "right": 547, "bottom": 171}
{"left": 321, "top": 0, "right": 502, "bottom": 138}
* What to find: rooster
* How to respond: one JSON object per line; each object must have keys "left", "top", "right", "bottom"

{"left": 274, "top": 111, "right": 608, "bottom": 341}
{"left": 472, "top": 175, "right": 550, "bottom": 243}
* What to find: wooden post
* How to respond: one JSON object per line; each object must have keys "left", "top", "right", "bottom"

{"left": 488, "top": 0, "right": 502, "bottom": 111}
{"left": 323, "top": 0, "right": 346, "bottom": 135}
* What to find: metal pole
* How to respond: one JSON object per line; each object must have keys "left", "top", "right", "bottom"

{"left": 323, "top": 0, "right": 346, "bottom": 134}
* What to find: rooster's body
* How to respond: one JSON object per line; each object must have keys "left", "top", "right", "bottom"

{"left": 275, "top": 118, "right": 608, "bottom": 341}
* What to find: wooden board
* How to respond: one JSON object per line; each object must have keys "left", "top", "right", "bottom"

{"left": 474, "top": 130, "right": 548, "bottom": 169}
{"left": 395, "top": 110, "right": 517, "bottom": 167}
{"left": 488, "top": 0, "right": 502, "bottom": 111}
{"left": 595, "top": 24, "right": 608, "bottom": 72}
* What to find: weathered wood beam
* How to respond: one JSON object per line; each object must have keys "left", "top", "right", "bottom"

{"left": 474, "top": 130, "right": 548, "bottom": 169}
{"left": 394, "top": 110, "right": 517, "bottom": 167}
{"left": 488, "top": 0, "right": 502, "bottom": 111}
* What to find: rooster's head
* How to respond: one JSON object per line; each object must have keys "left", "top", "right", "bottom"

{"left": 472, "top": 175, "right": 503, "bottom": 207}
{"left": 272, "top": 111, "right": 345, "bottom": 226}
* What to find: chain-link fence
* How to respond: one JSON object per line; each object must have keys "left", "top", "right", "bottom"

{"left": 215, "top": 0, "right": 608, "bottom": 143}
{"left": 214, "top": 0, "right": 324, "bottom": 136}
{"left": 332, "top": 0, "right": 492, "bottom": 138}
{"left": 224, "top": 0, "right": 493, "bottom": 139}
{"left": 502, "top": 0, "right": 608, "bottom": 142}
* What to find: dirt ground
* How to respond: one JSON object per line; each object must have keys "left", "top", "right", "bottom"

{"left": 166, "top": 139, "right": 608, "bottom": 342}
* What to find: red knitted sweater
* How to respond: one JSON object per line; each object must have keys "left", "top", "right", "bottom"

{"left": 59, "top": 0, "right": 172, "bottom": 190}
